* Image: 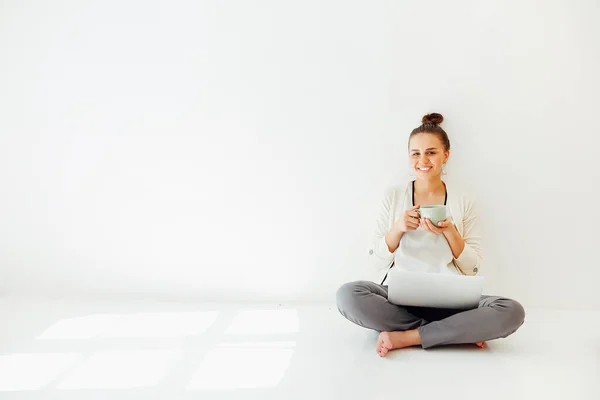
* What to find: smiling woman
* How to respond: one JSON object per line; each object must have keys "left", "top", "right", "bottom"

{"left": 336, "top": 113, "right": 526, "bottom": 357}
{"left": 409, "top": 113, "right": 449, "bottom": 179}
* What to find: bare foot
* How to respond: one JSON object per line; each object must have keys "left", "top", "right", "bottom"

{"left": 376, "top": 332, "right": 394, "bottom": 357}
{"left": 475, "top": 341, "right": 486, "bottom": 348}
{"left": 376, "top": 330, "right": 421, "bottom": 357}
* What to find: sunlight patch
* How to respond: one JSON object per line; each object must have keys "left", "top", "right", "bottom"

{"left": 56, "top": 350, "right": 177, "bottom": 390}
{"left": 186, "top": 342, "right": 295, "bottom": 390}
{"left": 0, "top": 353, "right": 79, "bottom": 391}
{"left": 37, "top": 311, "right": 219, "bottom": 339}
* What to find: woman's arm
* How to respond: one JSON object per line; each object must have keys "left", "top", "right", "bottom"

{"left": 421, "top": 196, "right": 483, "bottom": 276}
{"left": 442, "top": 225, "right": 465, "bottom": 259}
{"left": 385, "top": 230, "right": 404, "bottom": 253}
{"left": 448, "top": 198, "right": 483, "bottom": 275}
{"left": 367, "top": 187, "right": 397, "bottom": 273}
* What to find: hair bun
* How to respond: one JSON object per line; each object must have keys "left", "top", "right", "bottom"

{"left": 422, "top": 113, "right": 444, "bottom": 126}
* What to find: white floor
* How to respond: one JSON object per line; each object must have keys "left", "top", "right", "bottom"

{"left": 0, "top": 295, "right": 599, "bottom": 400}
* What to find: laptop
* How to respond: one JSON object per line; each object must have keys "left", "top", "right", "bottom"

{"left": 386, "top": 268, "right": 484, "bottom": 310}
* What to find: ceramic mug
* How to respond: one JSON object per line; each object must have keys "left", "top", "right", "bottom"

{"left": 417, "top": 205, "right": 447, "bottom": 228}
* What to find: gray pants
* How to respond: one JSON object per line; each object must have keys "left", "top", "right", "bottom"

{"left": 336, "top": 280, "right": 525, "bottom": 349}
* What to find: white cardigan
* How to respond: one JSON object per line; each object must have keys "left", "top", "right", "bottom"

{"left": 367, "top": 180, "right": 483, "bottom": 284}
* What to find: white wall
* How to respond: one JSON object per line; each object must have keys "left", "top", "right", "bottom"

{"left": 1, "top": 0, "right": 599, "bottom": 309}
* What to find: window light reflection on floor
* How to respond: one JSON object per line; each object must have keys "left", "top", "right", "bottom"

{"left": 0, "top": 353, "right": 80, "bottom": 391}
{"left": 186, "top": 341, "right": 295, "bottom": 391}
{"left": 37, "top": 311, "right": 219, "bottom": 339}
{"left": 56, "top": 350, "right": 178, "bottom": 390}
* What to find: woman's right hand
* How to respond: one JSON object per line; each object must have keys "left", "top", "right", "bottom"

{"left": 391, "top": 205, "right": 421, "bottom": 234}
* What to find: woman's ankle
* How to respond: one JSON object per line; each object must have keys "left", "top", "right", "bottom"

{"left": 388, "top": 329, "right": 422, "bottom": 348}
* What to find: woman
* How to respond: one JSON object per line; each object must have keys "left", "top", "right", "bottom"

{"left": 336, "top": 113, "right": 525, "bottom": 357}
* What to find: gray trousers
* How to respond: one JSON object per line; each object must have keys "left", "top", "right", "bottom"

{"left": 336, "top": 280, "right": 525, "bottom": 349}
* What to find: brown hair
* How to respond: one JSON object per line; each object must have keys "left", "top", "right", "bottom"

{"left": 409, "top": 113, "right": 451, "bottom": 151}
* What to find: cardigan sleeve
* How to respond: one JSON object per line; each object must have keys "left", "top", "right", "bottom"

{"left": 367, "top": 187, "right": 397, "bottom": 274}
{"left": 453, "top": 197, "right": 483, "bottom": 276}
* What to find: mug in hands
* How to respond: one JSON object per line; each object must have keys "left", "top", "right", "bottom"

{"left": 417, "top": 205, "right": 447, "bottom": 228}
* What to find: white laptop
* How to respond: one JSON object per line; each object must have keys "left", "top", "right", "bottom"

{"left": 386, "top": 268, "right": 484, "bottom": 310}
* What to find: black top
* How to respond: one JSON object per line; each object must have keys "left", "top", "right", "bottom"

{"left": 412, "top": 180, "right": 447, "bottom": 207}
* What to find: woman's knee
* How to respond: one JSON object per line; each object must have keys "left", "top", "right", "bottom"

{"left": 511, "top": 300, "right": 526, "bottom": 328}
{"left": 497, "top": 298, "right": 526, "bottom": 333}
{"left": 336, "top": 280, "right": 371, "bottom": 313}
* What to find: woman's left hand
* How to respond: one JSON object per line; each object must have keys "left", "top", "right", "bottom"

{"left": 421, "top": 218, "right": 454, "bottom": 235}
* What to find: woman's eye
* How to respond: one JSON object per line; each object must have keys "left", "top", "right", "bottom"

{"left": 412, "top": 153, "right": 419, "bottom": 157}
{"left": 427, "top": 151, "right": 436, "bottom": 155}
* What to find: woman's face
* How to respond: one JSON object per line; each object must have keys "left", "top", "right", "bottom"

{"left": 409, "top": 133, "right": 450, "bottom": 180}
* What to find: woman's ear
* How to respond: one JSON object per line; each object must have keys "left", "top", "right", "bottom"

{"left": 444, "top": 150, "right": 450, "bottom": 163}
